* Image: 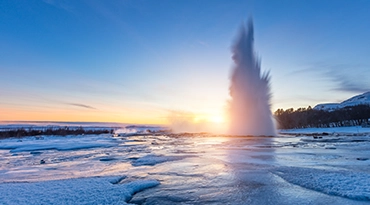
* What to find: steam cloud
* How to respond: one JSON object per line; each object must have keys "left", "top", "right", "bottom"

{"left": 228, "top": 19, "right": 276, "bottom": 136}
{"left": 168, "top": 111, "right": 226, "bottom": 134}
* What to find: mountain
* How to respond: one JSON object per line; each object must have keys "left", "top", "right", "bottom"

{"left": 314, "top": 91, "right": 370, "bottom": 111}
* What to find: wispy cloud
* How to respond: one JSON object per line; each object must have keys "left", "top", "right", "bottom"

{"left": 67, "top": 103, "right": 97, "bottom": 110}
{"left": 291, "top": 62, "right": 370, "bottom": 94}
{"left": 329, "top": 72, "right": 369, "bottom": 93}
{"left": 321, "top": 63, "right": 370, "bottom": 93}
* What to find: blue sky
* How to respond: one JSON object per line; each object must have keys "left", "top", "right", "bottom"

{"left": 1, "top": 0, "right": 370, "bottom": 124}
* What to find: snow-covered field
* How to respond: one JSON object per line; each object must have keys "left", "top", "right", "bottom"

{"left": 1, "top": 127, "right": 370, "bottom": 204}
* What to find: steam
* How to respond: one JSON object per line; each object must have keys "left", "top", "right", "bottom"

{"left": 168, "top": 111, "right": 227, "bottom": 134}
{"left": 228, "top": 19, "right": 276, "bottom": 136}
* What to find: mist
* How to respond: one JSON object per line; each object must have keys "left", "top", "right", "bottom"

{"left": 167, "top": 111, "right": 227, "bottom": 134}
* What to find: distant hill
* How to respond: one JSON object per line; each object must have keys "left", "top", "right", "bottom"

{"left": 275, "top": 91, "right": 370, "bottom": 129}
{"left": 314, "top": 91, "right": 370, "bottom": 111}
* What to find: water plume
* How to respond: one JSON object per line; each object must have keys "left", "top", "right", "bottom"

{"left": 228, "top": 19, "right": 276, "bottom": 136}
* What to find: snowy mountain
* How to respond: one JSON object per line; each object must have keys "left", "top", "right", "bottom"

{"left": 314, "top": 91, "right": 370, "bottom": 111}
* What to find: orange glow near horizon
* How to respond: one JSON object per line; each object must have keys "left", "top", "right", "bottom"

{"left": 0, "top": 101, "right": 228, "bottom": 130}
{"left": 0, "top": 107, "right": 168, "bottom": 125}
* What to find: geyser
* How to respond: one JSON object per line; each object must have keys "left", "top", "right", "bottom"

{"left": 228, "top": 19, "right": 276, "bottom": 136}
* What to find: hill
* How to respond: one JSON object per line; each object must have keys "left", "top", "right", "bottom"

{"left": 314, "top": 92, "right": 370, "bottom": 111}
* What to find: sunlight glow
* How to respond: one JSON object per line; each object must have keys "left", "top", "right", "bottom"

{"left": 208, "top": 115, "right": 225, "bottom": 124}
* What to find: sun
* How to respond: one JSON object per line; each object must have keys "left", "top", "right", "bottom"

{"left": 209, "top": 115, "right": 225, "bottom": 124}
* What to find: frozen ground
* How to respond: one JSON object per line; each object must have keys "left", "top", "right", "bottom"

{"left": 0, "top": 128, "right": 370, "bottom": 204}
{"left": 280, "top": 126, "right": 370, "bottom": 134}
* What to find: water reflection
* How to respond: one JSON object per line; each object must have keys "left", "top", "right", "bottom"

{"left": 131, "top": 134, "right": 278, "bottom": 204}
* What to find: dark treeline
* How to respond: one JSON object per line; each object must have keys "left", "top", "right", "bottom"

{"left": 0, "top": 127, "right": 114, "bottom": 139}
{"left": 274, "top": 104, "right": 370, "bottom": 129}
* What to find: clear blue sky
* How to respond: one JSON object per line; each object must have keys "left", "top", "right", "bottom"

{"left": 1, "top": 0, "right": 370, "bottom": 124}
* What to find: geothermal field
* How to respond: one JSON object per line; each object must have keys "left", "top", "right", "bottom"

{"left": 2, "top": 1, "right": 370, "bottom": 204}
{"left": 1, "top": 19, "right": 369, "bottom": 205}
{"left": 0, "top": 126, "right": 370, "bottom": 204}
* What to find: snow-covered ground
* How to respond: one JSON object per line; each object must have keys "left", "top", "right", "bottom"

{"left": 0, "top": 127, "right": 370, "bottom": 204}
{"left": 280, "top": 126, "right": 370, "bottom": 134}
{"left": 314, "top": 91, "right": 370, "bottom": 111}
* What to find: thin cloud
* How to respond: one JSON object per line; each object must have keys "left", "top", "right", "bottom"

{"left": 67, "top": 103, "right": 97, "bottom": 110}
{"left": 322, "top": 63, "right": 370, "bottom": 93}
{"left": 331, "top": 75, "right": 369, "bottom": 93}
{"left": 295, "top": 62, "right": 370, "bottom": 93}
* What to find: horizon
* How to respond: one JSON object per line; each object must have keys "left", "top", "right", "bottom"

{"left": 1, "top": 0, "right": 370, "bottom": 126}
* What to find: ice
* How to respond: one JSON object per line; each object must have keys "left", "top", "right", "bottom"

{"left": 274, "top": 167, "right": 370, "bottom": 200}
{"left": 0, "top": 134, "right": 117, "bottom": 153}
{"left": 131, "top": 154, "right": 191, "bottom": 166}
{"left": 1, "top": 127, "right": 370, "bottom": 204}
{"left": 0, "top": 176, "right": 159, "bottom": 205}
{"left": 280, "top": 126, "right": 370, "bottom": 134}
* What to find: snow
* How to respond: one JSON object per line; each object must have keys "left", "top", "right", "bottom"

{"left": 114, "top": 125, "right": 165, "bottom": 136}
{"left": 1, "top": 127, "right": 370, "bottom": 204}
{"left": 314, "top": 91, "right": 370, "bottom": 111}
{"left": 0, "top": 134, "right": 117, "bottom": 153}
{"left": 280, "top": 126, "right": 370, "bottom": 134}
{"left": 314, "top": 103, "right": 341, "bottom": 111}
{"left": 0, "top": 176, "right": 159, "bottom": 205}
{"left": 273, "top": 167, "right": 370, "bottom": 200}
{"left": 0, "top": 121, "right": 124, "bottom": 132}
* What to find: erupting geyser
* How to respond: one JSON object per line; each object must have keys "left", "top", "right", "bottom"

{"left": 228, "top": 19, "right": 276, "bottom": 136}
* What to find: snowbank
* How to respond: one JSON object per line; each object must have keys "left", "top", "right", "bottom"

{"left": 0, "top": 176, "right": 159, "bottom": 205}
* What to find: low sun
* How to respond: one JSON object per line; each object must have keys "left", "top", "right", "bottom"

{"left": 209, "top": 115, "right": 225, "bottom": 124}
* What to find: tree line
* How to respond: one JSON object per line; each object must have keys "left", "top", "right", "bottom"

{"left": 274, "top": 104, "right": 370, "bottom": 129}
{"left": 0, "top": 127, "right": 114, "bottom": 139}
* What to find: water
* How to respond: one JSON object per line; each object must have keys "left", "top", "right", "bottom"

{"left": 228, "top": 19, "right": 276, "bottom": 136}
